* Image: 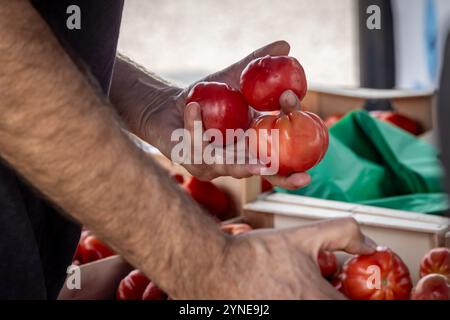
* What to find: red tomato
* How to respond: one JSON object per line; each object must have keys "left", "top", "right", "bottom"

{"left": 340, "top": 247, "right": 412, "bottom": 300}
{"left": 318, "top": 251, "right": 339, "bottom": 279}
{"left": 251, "top": 111, "right": 329, "bottom": 176}
{"left": 186, "top": 82, "right": 250, "bottom": 145}
{"left": 411, "top": 274, "right": 450, "bottom": 300}
{"left": 117, "top": 270, "right": 151, "bottom": 300}
{"left": 183, "top": 177, "right": 230, "bottom": 220}
{"left": 324, "top": 114, "right": 344, "bottom": 128}
{"left": 261, "top": 178, "right": 273, "bottom": 193}
{"left": 72, "top": 229, "right": 92, "bottom": 265}
{"left": 420, "top": 247, "right": 450, "bottom": 281}
{"left": 240, "top": 55, "right": 307, "bottom": 111}
{"left": 370, "top": 111, "right": 422, "bottom": 135}
{"left": 220, "top": 223, "right": 253, "bottom": 236}
{"left": 142, "top": 282, "right": 168, "bottom": 300}
{"left": 73, "top": 230, "right": 115, "bottom": 265}
{"left": 79, "top": 234, "right": 115, "bottom": 264}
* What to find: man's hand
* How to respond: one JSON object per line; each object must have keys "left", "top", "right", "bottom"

{"left": 0, "top": 1, "right": 376, "bottom": 300}
{"left": 111, "top": 42, "right": 311, "bottom": 190}
{"left": 198, "top": 218, "right": 376, "bottom": 300}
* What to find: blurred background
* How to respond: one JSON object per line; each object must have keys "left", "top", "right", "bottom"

{"left": 117, "top": 0, "right": 450, "bottom": 91}
{"left": 117, "top": 0, "right": 359, "bottom": 87}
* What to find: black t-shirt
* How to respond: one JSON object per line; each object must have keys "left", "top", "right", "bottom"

{"left": 0, "top": 0, "right": 124, "bottom": 299}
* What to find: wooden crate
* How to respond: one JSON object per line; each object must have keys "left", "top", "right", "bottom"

{"left": 303, "top": 86, "right": 436, "bottom": 131}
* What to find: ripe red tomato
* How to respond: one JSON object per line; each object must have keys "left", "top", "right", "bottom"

{"left": 116, "top": 270, "right": 151, "bottom": 300}
{"left": 411, "top": 274, "right": 450, "bottom": 300}
{"left": 79, "top": 234, "right": 115, "bottom": 264}
{"left": 186, "top": 82, "right": 250, "bottom": 144}
{"left": 251, "top": 111, "right": 329, "bottom": 176}
{"left": 339, "top": 247, "right": 413, "bottom": 300}
{"left": 73, "top": 230, "right": 115, "bottom": 265}
{"left": 261, "top": 178, "right": 273, "bottom": 193}
{"left": 370, "top": 111, "right": 422, "bottom": 135}
{"left": 142, "top": 282, "right": 168, "bottom": 300}
{"left": 220, "top": 223, "right": 253, "bottom": 236}
{"left": 420, "top": 247, "right": 450, "bottom": 281}
{"left": 183, "top": 177, "right": 230, "bottom": 220}
{"left": 72, "top": 229, "right": 92, "bottom": 265}
{"left": 318, "top": 251, "right": 339, "bottom": 279}
{"left": 240, "top": 55, "right": 307, "bottom": 111}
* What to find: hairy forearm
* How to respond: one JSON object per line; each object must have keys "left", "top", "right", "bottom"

{"left": 110, "top": 55, "right": 182, "bottom": 146}
{"left": 0, "top": 1, "right": 226, "bottom": 299}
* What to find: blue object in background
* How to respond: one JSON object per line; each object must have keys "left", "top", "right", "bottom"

{"left": 425, "top": 0, "right": 438, "bottom": 80}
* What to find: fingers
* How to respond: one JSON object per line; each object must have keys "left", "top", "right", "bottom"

{"left": 233, "top": 41, "right": 290, "bottom": 77}
{"left": 243, "top": 40, "right": 291, "bottom": 65}
{"left": 286, "top": 217, "right": 377, "bottom": 256}
{"left": 265, "top": 172, "right": 311, "bottom": 190}
{"left": 279, "top": 90, "right": 301, "bottom": 114}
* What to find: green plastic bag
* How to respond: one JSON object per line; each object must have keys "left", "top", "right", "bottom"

{"left": 276, "top": 110, "right": 448, "bottom": 215}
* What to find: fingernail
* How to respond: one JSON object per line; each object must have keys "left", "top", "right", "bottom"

{"left": 187, "top": 102, "right": 200, "bottom": 117}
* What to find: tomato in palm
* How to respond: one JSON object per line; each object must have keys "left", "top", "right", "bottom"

{"left": 240, "top": 55, "right": 307, "bottom": 111}
{"left": 183, "top": 177, "right": 230, "bottom": 220}
{"left": 420, "top": 247, "right": 450, "bottom": 281}
{"left": 116, "top": 270, "right": 151, "bottom": 300}
{"left": 340, "top": 247, "right": 412, "bottom": 300}
{"left": 318, "top": 251, "right": 339, "bottom": 279}
{"left": 186, "top": 82, "right": 250, "bottom": 145}
{"left": 411, "top": 274, "right": 450, "bottom": 300}
{"left": 251, "top": 111, "right": 329, "bottom": 176}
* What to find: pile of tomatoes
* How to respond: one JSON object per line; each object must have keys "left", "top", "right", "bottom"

{"left": 72, "top": 218, "right": 449, "bottom": 300}
{"left": 186, "top": 55, "right": 329, "bottom": 176}
{"left": 324, "top": 247, "right": 450, "bottom": 300}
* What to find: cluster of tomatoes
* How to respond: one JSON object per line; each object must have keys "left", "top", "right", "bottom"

{"left": 322, "top": 247, "right": 450, "bottom": 300}
{"left": 72, "top": 218, "right": 449, "bottom": 300}
{"left": 186, "top": 55, "right": 329, "bottom": 176}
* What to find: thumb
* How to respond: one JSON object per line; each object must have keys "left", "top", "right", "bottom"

{"left": 238, "top": 40, "right": 291, "bottom": 71}
{"left": 285, "top": 217, "right": 377, "bottom": 257}
{"left": 279, "top": 90, "right": 301, "bottom": 114}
